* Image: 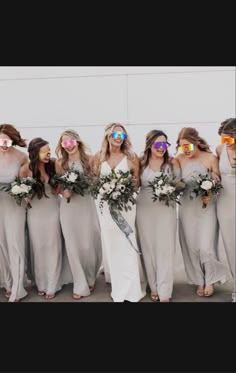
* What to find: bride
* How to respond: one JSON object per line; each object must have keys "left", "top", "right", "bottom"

{"left": 92, "top": 123, "right": 146, "bottom": 302}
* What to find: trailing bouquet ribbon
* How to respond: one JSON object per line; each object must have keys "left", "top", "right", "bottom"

{"left": 109, "top": 207, "right": 141, "bottom": 255}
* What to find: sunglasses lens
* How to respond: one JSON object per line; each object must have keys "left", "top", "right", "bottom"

{"left": 62, "top": 140, "right": 76, "bottom": 148}
{"left": 221, "top": 136, "right": 235, "bottom": 145}
{"left": 180, "top": 144, "right": 195, "bottom": 152}
{"left": 0, "top": 139, "right": 12, "bottom": 147}
{"left": 154, "top": 142, "right": 168, "bottom": 150}
{"left": 111, "top": 131, "right": 127, "bottom": 140}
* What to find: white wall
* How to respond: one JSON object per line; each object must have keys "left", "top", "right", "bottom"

{"left": 0, "top": 66, "right": 235, "bottom": 158}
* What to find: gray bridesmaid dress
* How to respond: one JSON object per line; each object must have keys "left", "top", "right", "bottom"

{"left": 27, "top": 183, "right": 63, "bottom": 295}
{"left": 179, "top": 161, "right": 229, "bottom": 286}
{"left": 217, "top": 145, "right": 236, "bottom": 292}
{"left": 59, "top": 161, "right": 102, "bottom": 296}
{"left": 0, "top": 160, "right": 28, "bottom": 301}
{"left": 136, "top": 165, "right": 179, "bottom": 300}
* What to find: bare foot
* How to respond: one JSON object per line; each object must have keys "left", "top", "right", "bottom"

{"left": 204, "top": 284, "right": 214, "bottom": 297}
{"left": 150, "top": 292, "right": 159, "bottom": 302}
{"left": 45, "top": 293, "right": 56, "bottom": 300}
{"left": 73, "top": 293, "right": 82, "bottom": 300}
{"left": 196, "top": 285, "right": 204, "bottom": 297}
{"left": 5, "top": 290, "right": 12, "bottom": 299}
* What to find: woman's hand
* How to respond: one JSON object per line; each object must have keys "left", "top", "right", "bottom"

{"left": 51, "top": 185, "right": 61, "bottom": 195}
{"left": 202, "top": 195, "right": 211, "bottom": 205}
{"left": 211, "top": 171, "right": 221, "bottom": 183}
{"left": 63, "top": 189, "right": 72, "bottom": 199}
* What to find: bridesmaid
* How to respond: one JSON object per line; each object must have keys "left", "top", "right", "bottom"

{"left": 55, "top": 129, "right": 102, "bottom": 300}
{"left": 0, "top": 124, "right": 28, "bottom": 302}
{"left": 19, "top": 137, "right": 63, "bottom": 300}
{"left": 136, "top": 130, "right": 181, "bottom": 302}
{"left": 176, "top": 127, "right": 229, "bottom": 297}
{"left": 216, "top": 118, "right": 236, "bottom": 301}
{"left": 92, "top": 123, "right": 146, "bottom": 302}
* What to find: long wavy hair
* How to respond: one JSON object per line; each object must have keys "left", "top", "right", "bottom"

{"left": 55, "top": 129, "right": 91, "bottom": 175}
{"left": 219, "top": 118, "right": 236, "bottom": 137}
{"left": 0, "top": 124, "right": 27, "bottom": 147}
{"left": 176, "top": 127, "right": 211, "bottom": 153}
{"left": 28, "top": 137, "right": 56, "bottom": 199}
{"left": 140, "top": 130, "right": 172, "bottom": 173}
{"left": 94, "top": 123, "right": 135, "bottom": 175}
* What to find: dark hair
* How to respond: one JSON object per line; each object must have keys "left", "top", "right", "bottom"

{"left": 28, "top": 137, "right": 55, "bottom": 199}
{"left": 139, "top": 129, "right": 172, "bottom": 172}
{"left": 0, "top": 124, "right": 27, "bottom": 147}
{"left": 219, "top": 118, "right": 236, "bottom": 137}
{"left": 176, "top": 127, "right": 211, "bottom": 153}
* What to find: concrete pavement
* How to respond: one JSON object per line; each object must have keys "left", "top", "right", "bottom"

{"left": 0, "top": 234, "right": 233, "bottom": 302}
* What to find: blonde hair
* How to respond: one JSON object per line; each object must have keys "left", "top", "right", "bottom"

{"left": 55, "top": 129, "right": 91, "bottom": 175}
{"left": 176, "top": 127, "right": 211, "bottom": 153}
{"left": 94, "top": 123, "right": 135, "bottom": 175}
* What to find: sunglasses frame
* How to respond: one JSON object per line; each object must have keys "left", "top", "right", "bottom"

{"left": 0, "top": 138, "right": 13, "bottom": 147}
{"left": 153, "top": 141, "right": 170, "bottom": 150}
{"left": 179, "top": 143, "right": 195, "bottom": 152}
{"left": 111, "top": 131, "right": 127, "bottom": 141}
{"left": 220, "top": 136, "right": 235, "bottom": 145}
{"left": 61, "top": 139, "right": 77, "bottom": 148}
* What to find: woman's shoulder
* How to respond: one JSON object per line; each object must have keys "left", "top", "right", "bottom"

{"left": 170, "top": 156, "right": 181, "bottom": 169}
{"left": 19, "top": 162, "right": 31, "bottom": 177}
{"left": 215, "top": 144, "right": 224, "bottom": 158}
{"left": 14, "top": 148, "right": 28, "bottom": 164}
{"left": 204, "top": 152, "right": 218, "bottom": 163}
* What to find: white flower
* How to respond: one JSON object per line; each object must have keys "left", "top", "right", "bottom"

{"left": 103, "top": 182, "right": 113, "bottom": 192}
{"left": 110, "top": 180, "right": 116, "bottom": 189}
{"left": 111, "top": 191, "right": 121, "bottom": 200}
{"left": 118, "top": 184, "right": 126, "bottom": 192}
{"left": 165, "top": 186, "right": 175, "bottom": 193}
{"left": 127, "top": 201, "right": 133, "bottom": 209}
{"left": 158, "top": 180, "right": 164, "bottom": 185}
{"left": 20, "top": 184, "right": 32, "bottom": 193}
{"left": 11, "top": 185, "right": 22, "bottom": 195}
{"left": 155, "top": 189, "right": 162, "bottom": 197}
{"left": 67, "top": 172, "right": 78, "bottom": 183}
{"left": 201, "top": 180, "right": 213, "bottom": 190}
{"left": 99, "top": 187, "right": 106, "bottom": 195}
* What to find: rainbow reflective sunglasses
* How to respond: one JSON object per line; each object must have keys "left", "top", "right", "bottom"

{"left": 220, "top": 136, "right": 235, "bottom": 145}
{"left": 61, "top": 139, "right": 77, "bottom": 148}
{"left": 0, "top": 138, "right": 13, "bottom": 147}
{"left": 179, "top": 143, "right": 195, "bottom": 152}
{"left": 111, "top": 131, "right": 127, "bottom": 141}
{"left": 153, "top": 141, "right": 170, "bottom": 151}
{"left": 39, "top": 149, "right": 51, "bottom": 159}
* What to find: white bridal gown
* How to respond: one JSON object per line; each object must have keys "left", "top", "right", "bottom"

{"left": 97, "top": 156, "right": 146, "bottom": 302}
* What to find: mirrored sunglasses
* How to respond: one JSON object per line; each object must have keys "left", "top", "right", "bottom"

{"left": 179, "top": 144, "right": 195, "bottom": 152}
{"left": 220, "top": 136, "right": 235, "bottom": 145}
{"left": 39, "top": 150, "right": 51, "bottom": 159}
{"left": 0, "top": 138, "right": 13, "bottom": 147}
{"left": 153, "top": 141, "right": 170, "bottom": 151}
{"left": 61, "top": 139, "right": 77, "bottom": 148}
{"left": 111, "top": 131, "right": 127, "bottom": 141}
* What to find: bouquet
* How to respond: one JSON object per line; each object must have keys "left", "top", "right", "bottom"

{"left": 52, "top": 169, "right": 90, "bottom": 203}
{"left": 90, "top": 169, "right": 141, "bottom": 254}
{"left": 1, "top": 176, "right": 38, "bottom": 209}
{"left": 189, "top": 172, "right": 223, "bottom": 208}
{"left": 148, "top": 171, "right": 186, "bottom": 207}
{"left": 90, "top": 169, "right": 139, "bottom": 213}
